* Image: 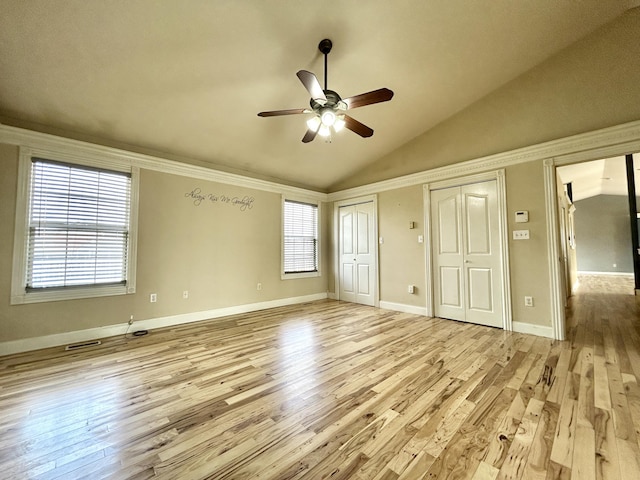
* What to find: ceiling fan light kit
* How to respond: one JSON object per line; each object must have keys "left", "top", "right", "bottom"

{"left": 258, "top": 38, "right": 394, "bottom": 143}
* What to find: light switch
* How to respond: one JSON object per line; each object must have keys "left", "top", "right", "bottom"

{"left": 513, "top": 230, "right": 530, "bottom": 240}
{"left": 418, "top": 235, "right": 424, "bottom": 243}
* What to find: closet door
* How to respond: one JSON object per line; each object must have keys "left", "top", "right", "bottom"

{"left": 431, "top": 187, "right": 465, "bottom": 321}
{"left": 431, "top": 181, "right": 503, "bottom": 328}
{"left": 339, "top": 202, "right": 376, "bottom": 306}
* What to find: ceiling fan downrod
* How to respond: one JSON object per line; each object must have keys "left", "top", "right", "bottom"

{"left": 318, "top": 39, "right": 332, "bottom": 91}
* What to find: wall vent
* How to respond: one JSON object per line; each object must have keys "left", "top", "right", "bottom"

{"left": 65, "top": 340, "right": 102, "bottom": 351}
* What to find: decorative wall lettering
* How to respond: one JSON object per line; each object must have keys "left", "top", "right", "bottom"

{"left": 185, "top": 188, "right": 255, "bottom": 211}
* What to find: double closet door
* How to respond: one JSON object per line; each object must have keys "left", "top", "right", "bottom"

{"left": 431, "top": 181, "right": 503, "bottom": 328}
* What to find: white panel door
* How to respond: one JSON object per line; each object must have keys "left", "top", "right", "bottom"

{"left": 339, "top": 202, "right": 376, "bottom": 306}
{"left": 462, "top": 182, "right": 502, "bottom": 327}
{"left": 431, "top": 188, "right": 465, "bottom": 321}
{"left": 431, "top": 181, "right": 503, "bottom": 328}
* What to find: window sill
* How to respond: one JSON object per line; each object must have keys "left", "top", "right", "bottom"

{"left": 11, "top": 284, "right": 134, "bottom": 305}
{"left": 281, "top": 271, "right": 320, "bottom": 280}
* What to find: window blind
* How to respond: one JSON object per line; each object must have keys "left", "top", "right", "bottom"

{"left": 26, "top": 159, "right": 131, "bottom": 290}
{"left": 283, "top": 200, "right": 318, "bottom": 273}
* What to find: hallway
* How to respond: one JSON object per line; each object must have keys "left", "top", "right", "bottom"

{"left": 560, "top": 273, "right": 640, "bottom": 479}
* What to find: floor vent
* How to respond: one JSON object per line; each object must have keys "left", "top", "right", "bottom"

{"left": 65, "top": 340, "right": 102, "bottom": 351}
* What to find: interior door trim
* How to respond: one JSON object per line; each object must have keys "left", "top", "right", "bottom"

{"left": 424, "top": 169, "right": 512, "bottom": 331}
{"left": 333, "top": 194, "right": 379, "bottom": 306}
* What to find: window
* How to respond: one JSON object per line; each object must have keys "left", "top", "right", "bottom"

{"left": 283, "top": 199, "right": 319, "bottom": 277}
{"left": 12, "top": 151, "right": 138, "bottom": 304}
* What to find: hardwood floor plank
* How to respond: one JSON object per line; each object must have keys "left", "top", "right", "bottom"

{"left": 395, "top": 451, "right": 436, "bottom": 480}
{"left": 521, "top": 401, "right": 560, "bottom": 480}
{"left": 472, "top": 461, "right": 500, "bottom": 480}
{"left": 550, "top": 399, "right": 577, "bottom": 468}
{"left": 593, "top": 407, "right": 620, "bottom": 480}
{"left": 606, "top": 360, "right": 637, "bottom": 442}
{"left": 621, "top": 372, "right": 640, "bottom": 447}
{"left": 571, "top": 425, "right": 596, "bottom": 480}
{"left": 546, "top": 348, "right": 571, "bottom": 405}
{"left": 496, "top": 397, "right": 544, "bottom": 480}
{"left": 544, "top": 460, "right": 571, "bottom": 480}
{"left": 617, "top": 437, "right": 640, "bottom": 480}
{"left": 576, "top": 347, "right": 595, "bottom": 429}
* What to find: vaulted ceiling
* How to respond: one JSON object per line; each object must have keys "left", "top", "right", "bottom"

{"left": 557, "top": 156, "right": 640, "bottom": 202}
{"left": 1, "top": 1, "right": 638, "bottom": 192}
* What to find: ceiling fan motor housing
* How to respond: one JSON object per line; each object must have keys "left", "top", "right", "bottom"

{"left": 310, "top": 90, "right": 342, "bottom": 111}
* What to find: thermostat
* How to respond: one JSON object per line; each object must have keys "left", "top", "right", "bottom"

{"left": 515, "top": 211, "right": 529, "bottom": 223}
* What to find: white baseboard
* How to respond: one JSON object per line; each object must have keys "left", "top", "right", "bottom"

{"left": 381, "top": 302, "right": 555, "bottom": 339}
{"left": 577, "top": 271, "right": 634, "bottom": 276}
{"left": 512, "top": 321, "right": 555, "bottom": 339}
{"left": 378, "top": 301, "right": 427, "bottom": 316}
{"left": 0, "top": 293, "right": 328, "bottom": 356}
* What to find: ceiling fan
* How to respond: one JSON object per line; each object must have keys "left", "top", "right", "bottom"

{"left": 258, "top": 39, "right": 394, "bottom": 143}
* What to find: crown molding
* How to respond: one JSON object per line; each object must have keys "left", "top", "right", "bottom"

{"left": 3, "top": 119, "right": 640, "bottom": 204}
{"left": 328, "top": 119, "right": 640, "bottom": 202}
{"left": 0, "top": 124, "right": 328, "bottom": 201}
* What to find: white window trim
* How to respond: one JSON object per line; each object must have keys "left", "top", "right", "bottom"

{"left": 10, "top": 147, "right": 139, "bottom": 304}
{"left": 281, "top": 195, "right": 321, "bottom": 280}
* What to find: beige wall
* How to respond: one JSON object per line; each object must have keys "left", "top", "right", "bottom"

{"left": 331, "top": 7, "right": 640, "bottom": 191}
{"left": 0, "top": 145, "right": 329, "bottom": 344}
{"left": 377, "top": 186, "right": 426, "bottom": 307}
{"left": 367, "top": 162, "right": 551, "bottom": 328}
{"left": 505, "top": 161, "right": 550, "bottom": 327}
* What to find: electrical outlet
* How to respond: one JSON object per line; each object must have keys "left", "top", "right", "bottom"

{"left": 257, "top": 283, "right": 262, "bottom": 291}
{"left": 524, "top": 296, "right": 534, "bottom": 307}
{"left": 408, "top": 285, "right": 415, "bottom": 294}
{"left": 150, "top": 293, "right": 157, "bottom": 303}
{"left": 182, "top": 290, "right": 189, "bottom": 299}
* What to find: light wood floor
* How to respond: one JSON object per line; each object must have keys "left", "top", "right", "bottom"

{"left": 1, "top": 278, "right": 639, "bottom": 479}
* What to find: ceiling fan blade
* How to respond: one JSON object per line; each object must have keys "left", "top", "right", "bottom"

{"left": 344, "top": 115, "right": 374, "bottom": 138}
{"left": 343, "top": 88, "right": 394, "bottom": 109}
{"left": 297, "top": 70, "right": 326, "bottom": 101}
{"left": 257, "top": 108, "right": 308, "bottom": 117}
{"left": 302, "top": 124, "right": 320, "bottom": 143}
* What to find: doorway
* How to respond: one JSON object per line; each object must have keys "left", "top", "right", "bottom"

{"left": 546, "top": 150, "right": 640, "bottom": 340}
{"left": 556, "top": 154, "right": 639, "bottom": 296}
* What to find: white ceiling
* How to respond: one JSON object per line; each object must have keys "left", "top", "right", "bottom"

{"left": 557, "top": 156, "right": 640, "bottom": 202}
{"left": 1, "top": 1, "right": 638, "bottom": 192}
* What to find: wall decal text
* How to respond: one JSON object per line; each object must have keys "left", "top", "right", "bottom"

{"left": 185, "top": 188, "right": 255, "bottom": 211}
